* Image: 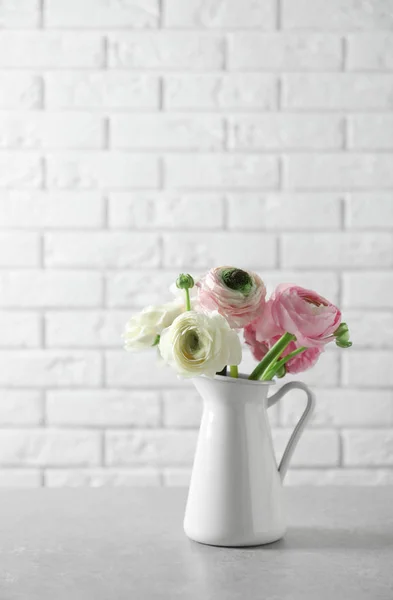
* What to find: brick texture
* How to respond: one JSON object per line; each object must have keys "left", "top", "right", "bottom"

{"left": 0, "top": 0, "right": 40, "bottom": 28}
{"left": 0, "top": 429, "right": 101, "bottom": 466}
{"left": 0, "top": 192, "right": 104, "bottom": 229}
{"left": 165, "top": 155, "right": 279, "bottom": 189}
{"left": 228, "top": 34, "right": 342, "bottom": 70}
{"left": 0, "top": 32, "right": 103, "bottom": 68}
{"left": 0, "top": 391, "right": 43, "bottom": 425}
{"left": 108, "top": 33, "right": 225, "bottom": 69}
{"left": 47, "top": 391, "right": 160, "bottom": 426}
{"left": 283, "top": 74, "right": 393, "bottom": 109}
{"left": 227, "top": 115, "right": 343, "bottom": 150}
{"left": 108, "top": 193, "right": 224, "bottom": 230}
{"left": 0, "top": 312, "right": 41, "bottom": 348}
{"left": 46, "top": 0, "right": 160, "bottom": 28}
{"left": 282, "top": 0, "right": 393, "bottom": 30}
{"left": 164, "top": 74, "right": 278, "bottom": 110}
{"left": 0, "top": 74, "right": 42, "bottom": 109}
{"left": 0, "top": 0, "right": 391, "bottom": 487}
{"left": 347, "top": 33, "right": 393, "bottom": 70}
{"left": 45, "top": 469, "right": 160, "bottom": 487}
{"left": 46, "top": 73, "right": 159, "bottom": 109}
{"left": 163, "top": 0, "right": 276, "bottom": 29}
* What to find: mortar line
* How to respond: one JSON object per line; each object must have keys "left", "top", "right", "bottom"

{"left": 39, "top": 0, "right": 44, "bottom": 28}
{"left": 101, "top": 272, "right": 107, "bottom": 310}
{"left": 102, "top": 36, "right": 109, "bottom": 69}
{"left": 102, "top": 192, "right": 109, "bottom": 230}
{"left": 158, "top": 391, "right": 165, "bottom": 428}
{"left": 42, "top": 390, "right": 47, "bottom": 427}
{"left": 342, "top": 114, "right": 348, "bottom": 150}
{"left": 222, "top": 34, "right": 228, "bottom": 71}
{"left": 276, "top": 0, "right": 282, "bottom": 29}
{"left": 159, "top": 0, "right": 164, "bottom": 28}
{"left": 159, "top": 76, "right": 164, "bottom": 111}
{"left": 222, "top": 193, "right": 228, "bottom": 230}
{"left": 159, "top": 155, "right": 165, "bottom": 189}
{"left": 277, "top": 76, "right": 282, "bottom": 111}
{"left": 276, "top": 235, "right": 282, "bottom": 269}
{"left": 337, "top": 431, "right": 344, "bottom": 468}
{"left": 38, "top": 233, "right": 45, "bottom": 269}
{"left": 337, "top": 270, "right": 344, "bottom": 387}
{"left": 103, "top": 117, "right": 110, "bottom": 150}
{"left": 7, "top": 25, "right": 393, "bottom": 32}
{"left": 39, "top": 79, "right": 46, "bottom": 115}
{"left": 2, "top": 384, "right": 392, "bottom": 392}
{"left": 100, "top": 431, "right": 106, "bottom": 466}
{"left": 41, "top": 310, "right": 46, "bottom": 349}
{"left": 340, "top": 193, "right": 347, "bottom": 231}
{"left": 341, "top": 35, "right": 348, "bottom": 71}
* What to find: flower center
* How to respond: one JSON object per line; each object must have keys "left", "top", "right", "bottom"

{"left": 182, "top": 329, "right": 200, "bottom": 358}
{"left": 221, "top": 268, "right": 252, "bottom": 295}
{"left": 303, "top": 294, "right": 328, "bottom": 308}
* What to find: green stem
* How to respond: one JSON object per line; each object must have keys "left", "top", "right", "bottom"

{"left": 230, "top": 365, "right": 239, "bottom": 378}
{"left": 185, "top": 288, "right": 191, "bottom": 311}
{"left": 261, "top": 346, "right": 306, "bottom": 381}
{"left": 248, "top": 332, "right": 296, "bottom": 381}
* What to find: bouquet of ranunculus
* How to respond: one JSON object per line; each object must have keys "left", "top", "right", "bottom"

{"left": 123, "top": 267, "right": 351, "bottom": 381}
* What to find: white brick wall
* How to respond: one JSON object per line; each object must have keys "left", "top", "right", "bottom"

{"left": 0, "top": 0, "right": 392, "bottom": 488}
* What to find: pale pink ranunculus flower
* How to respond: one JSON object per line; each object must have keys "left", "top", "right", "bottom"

{"left": 270, "top": 284, "right": 341, "bottom": 349}
{"left": 196, "top": 266, "right": 266, "bottom": 329}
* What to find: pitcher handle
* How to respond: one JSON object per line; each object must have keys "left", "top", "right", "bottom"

{"left": 268, "top": 382, "right": 315, "bottom": 482}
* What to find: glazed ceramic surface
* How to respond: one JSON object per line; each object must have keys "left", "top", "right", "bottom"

{"left": 184, "top": 375, "right": 315, "bottom": 547}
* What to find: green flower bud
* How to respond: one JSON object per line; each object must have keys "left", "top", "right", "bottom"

{"left": 336, "top": 339, "right": 352, "bottom": 348}
{"left": 334, "top": 323, "right": 349, "bottom": 338}
{"left": 221, "top": 267, "right": 253, "bottom": 296}
{"left": 176, "top": 273, "right": 194, "bottom": 290}
{"left": 334, "top": 322, "right": 352, "bottom": 348}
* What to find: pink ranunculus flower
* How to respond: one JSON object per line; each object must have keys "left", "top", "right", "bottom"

{"left": 245, "top": 299, "right": 281, "bottom": 342}
{"left": 244, "top": 325, "right": 322, "bottom": 375}
{"left": 197, "top": 266, "right": 266, "bottom": 329}
{"left": 286, "top": 345, "right": 321, "bottom": 373}
{"left": 243, "top": 320, "right": 269, "bottom": 362}
{"left": 266, "top": 335, "right": 322, "bottom": 374}
{"left": 270, "top": 284, "right": 341, "bottom": 349}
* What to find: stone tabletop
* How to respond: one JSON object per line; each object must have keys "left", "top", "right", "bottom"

{"left": 0, "top": 487, "right": 392, "bottom": 600}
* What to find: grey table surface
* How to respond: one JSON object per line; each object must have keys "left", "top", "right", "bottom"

{"left": 0, "top": 487, "right": 392, "bottom": 600}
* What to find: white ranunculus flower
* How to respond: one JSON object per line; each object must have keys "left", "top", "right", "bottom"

{"left": 124, "top": 300, "right": 183, "bottom": 352}
{"left": 159, "top": 310, "right": 242, "bottom": 378}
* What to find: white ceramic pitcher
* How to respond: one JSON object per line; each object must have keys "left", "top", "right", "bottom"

{"left": 184, "top": 374, "right": 315, "bottom": 547}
